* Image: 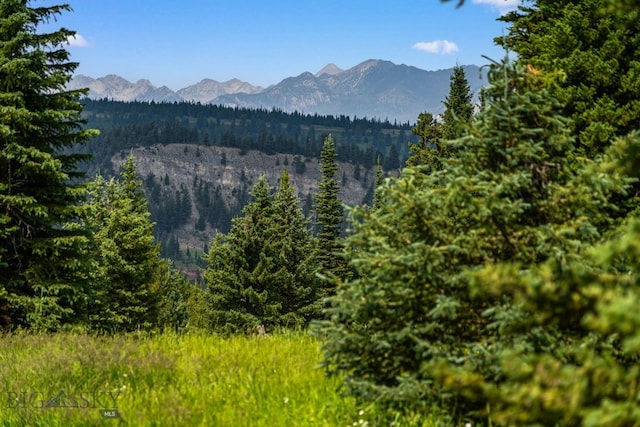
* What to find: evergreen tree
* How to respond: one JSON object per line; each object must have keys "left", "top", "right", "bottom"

{"left": 382, "top": 143, "right": 400, "bottom": 171}
{"left": 270, "top": 169, "right": 321, "bottom": 321}
{"left": 292, "top": 155, "right": 306, "bottom": 174}
{"left": 406, "top": 66, "right": 473, "bottom": 171}
{"left": 371, "top": 158, "right": 384, "bottom": 211}
{"left": 499, "top": 0, "right": 640, "bottom": 218}
{"left": 204, "top": 173, "right": 319, "bottom": 332}
{"left": 353, "top": 164, "right": 361, "bottom": 181}
{"left": 0, "top": 1, "right": 98, "bottom": 330}
{"left": 205, "top": 176, "right": 273, "bottom": 332}
{"left": 460, "top": 132, "right": 640, "bottom": 426}
{"left": 318, "top": 60, "right": 623, "bottom": 423}
{"left": 405, "top": 112, "right": 443, "bottom": 169}
{"left": 84, "top": 156, "right": 161, "bottom": 332}
{"left": 150, "top": 258, "right": 191, "bottom": 332}
{"left": 498, "top": 0, "right": 640, "bottom": 158}
{"left": 196, "top": 215, "right": 206, "bottom": 231}
{"left": 303, "top": 192, "right": 313, "bottom": 217}
{"left": 441, "top": 65, "right": 474, "bottom": 140}
{"left": 313, "top": 135, "right": 347, "bottom": 289}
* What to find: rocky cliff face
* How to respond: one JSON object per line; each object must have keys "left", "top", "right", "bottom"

{"left": 112, "top": 143, "right": 380, "bottom": 251}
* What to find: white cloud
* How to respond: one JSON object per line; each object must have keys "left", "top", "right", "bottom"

{"left": 471, "top": 0, "right": 522, "bottom": 13}
{"left": 412, "top": 40, "right": 459, "bottom": 55}
{"left": 66, "top": 34, "right": 90, "bottom": 48}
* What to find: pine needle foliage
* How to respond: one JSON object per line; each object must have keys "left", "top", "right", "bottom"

{"left": 83, "top": 156, "right": 161, "bottom": 332}
{"left": 204, "top": 172, "right": 320, "bottom": 333}
{"left": 499, "top": 0, "right": 640, "bottom": 221}
{"left": 498, "top": 0, "right": 640, "bottom": 159}
{"left": 0, "top": 0, "right": 98, "bottom": 330}
{"left": 371, "top": 158, "right": 384, "bottom": 212}
{"left": 406, "top": 65, "right": 474, "bottom": 171}
{"left": 441, "top": 65, "right": 474, "bottom": 141}
{"left": 464, "top": 132, "right": 640, "bottom": 426}
{"left": 318, "top": 59, "right": 630, "bottom": 423}
{"left": 406, "top": 112, "right": 443, "bottom": 170}
{"left": 313, "top": 134, "right": 349, "bottom": 291}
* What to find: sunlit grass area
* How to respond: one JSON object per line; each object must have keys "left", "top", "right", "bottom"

{"left": 1, "top": 331, "right": 449, "bottom": 426}
{"left": 0, "top": 331, "right": 444, "bottom": 426}
{"left": 0, "top": 331, "right": 354, "bottom": 426}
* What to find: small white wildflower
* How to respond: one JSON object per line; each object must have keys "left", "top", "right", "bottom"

{"left": 465, "top": 423, "right": 472, "bottom": 427}
{"left": 123, "top": 373, "right": 128, "bottom": 378}
{"left": 358, "top": 410, "right": 364, "bottom": 416}
{"left": 283, "top": 397, "right": 289, "bottom": 404}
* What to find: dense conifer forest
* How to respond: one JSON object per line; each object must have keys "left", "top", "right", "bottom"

{"left": 77, "top": 99, "right": 416, "bottom": 176}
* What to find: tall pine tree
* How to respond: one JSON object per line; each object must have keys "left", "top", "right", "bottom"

{"left": 441, "top": 64, "right": 474, "bottom": 140}
{"left": 406, "top": 112, "right": 443, "bottom": 170}
{"left": 0, "top": 1, "right": 97, "bottom": 330}
{"left": 406, "top": 65, "right": 473, "bottom": 170}
{"left": 204, "top": 172, "right": 319, "bottom": 333}
{"left": 270, "top": 169, "right": 321, "bottom": 322}
{"left": 84, "top": 156, "right": 161, "bottom": 332}
{"left": 371, "top": 157, "right": 384, "bottom": 211}
{"left": 313, "top": 135, "right": 347, "bottom": 290}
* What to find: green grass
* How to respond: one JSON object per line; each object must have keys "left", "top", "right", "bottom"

{"left": 0, "top": 331, "right": 441, "bottom": 426}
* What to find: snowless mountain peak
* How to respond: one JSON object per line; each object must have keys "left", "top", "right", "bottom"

{"left": 315, "top": 63, "right": 344, "bottom": 77}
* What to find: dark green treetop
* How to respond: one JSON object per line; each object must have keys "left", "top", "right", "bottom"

{"left": 406, "top": 65, "right": 473, "bottom": 170}
{"left": 371, "top": 157, "right": 384, "bottom": 211}
{"left": 406, "top": 111, "right": 443, "bottom": 170}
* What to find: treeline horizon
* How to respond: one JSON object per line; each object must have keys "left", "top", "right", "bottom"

{"left": 77, "top": 98, "right": 416, "bottom": 177}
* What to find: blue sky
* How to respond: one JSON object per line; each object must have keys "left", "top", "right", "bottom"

{"left": 56, "top": 0, "right": 521, "bottom": 90}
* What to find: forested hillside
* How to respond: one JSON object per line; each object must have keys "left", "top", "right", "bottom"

{"left": 79, "top": 99, "right": 415, "bottom": 175}
{"left": 75, "top": 100, "right": 417, "bottom": 274}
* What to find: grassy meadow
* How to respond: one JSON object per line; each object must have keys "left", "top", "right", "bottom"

{"left": 0, "top": 331, "right": 440, "bottom": 427}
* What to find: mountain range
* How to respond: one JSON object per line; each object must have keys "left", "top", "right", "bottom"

{"left": 69, "top": 59, "right": 485, "bottom": 123}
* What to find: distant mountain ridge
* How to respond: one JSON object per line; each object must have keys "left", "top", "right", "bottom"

{"left": 70, "top": 59, "right": 484, "bottom": 123}
{"left": 176, "top": 78, "right": 264, "bottom": 104}
{"left": 68, "top": 74, "right": 183, "bottom": 103}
